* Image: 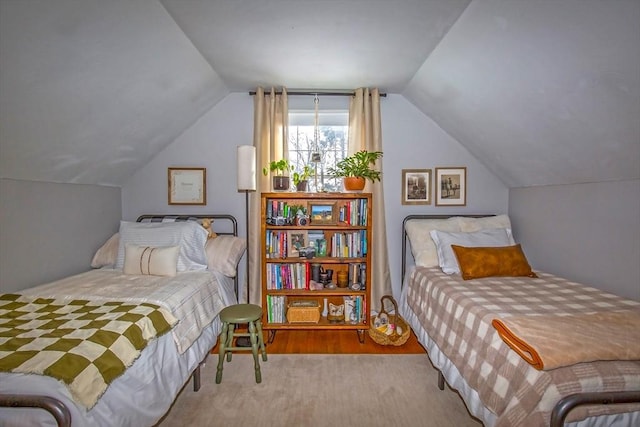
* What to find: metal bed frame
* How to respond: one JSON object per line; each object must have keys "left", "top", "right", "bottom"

{"left": 0, "top": 214, "right": 238, "bottom": 427}
{"left": 401, "top": 214, "right": 640, "bottom": 427}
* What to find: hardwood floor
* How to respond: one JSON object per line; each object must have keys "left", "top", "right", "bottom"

{"left": 212, "top": 328, "right": 426, "bottom": 354}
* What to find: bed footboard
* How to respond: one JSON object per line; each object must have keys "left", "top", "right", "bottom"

{"left": 0, "top": 394, "right": 72, "bottom": 427}
{"left": 550, "top": 390, "right": 640, "bottom": 427}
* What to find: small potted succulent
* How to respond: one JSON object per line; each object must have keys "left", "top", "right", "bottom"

{"left": 326, "top": 150, "right": 383, "bottom": 191}
{"left": 263, "top": 159, "right": 294, "bottom": 191}
{"left": 292, "top": 165, "right": 314, "bottom": 192}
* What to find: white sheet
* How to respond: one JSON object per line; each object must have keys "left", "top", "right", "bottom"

{"left": 0, "top": 269, "right": 236, "bottom": 426}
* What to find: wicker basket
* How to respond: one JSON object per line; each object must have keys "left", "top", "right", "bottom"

{"left": 368, "top": 295, "right": 410, "bottom": 346}
{"left": 287, "top": 300, "right": 320, "bottom": 323}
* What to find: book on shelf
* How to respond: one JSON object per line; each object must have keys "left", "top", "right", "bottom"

{"left": 266, "top": 295, "right": 287, "bottom": 323}
{"left": 266, "top": 262, "right": 310, "bottom": 290}
{"left": 343, "top": 295, "right": 364, "bottom": 323}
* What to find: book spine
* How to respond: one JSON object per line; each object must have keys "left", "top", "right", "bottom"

{"left": 305, "top": 262, "right": 310, "bottom": 290}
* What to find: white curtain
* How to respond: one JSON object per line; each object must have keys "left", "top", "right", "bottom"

{"left": 348, "top": 88, "right": 392, "bottom": 308}
{"left": 249, "top": 87, "right": 288, "bottom": 304}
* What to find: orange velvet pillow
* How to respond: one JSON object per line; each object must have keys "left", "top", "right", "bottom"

{"left": 451, "top": 244, "right": 538, "bottom": 280}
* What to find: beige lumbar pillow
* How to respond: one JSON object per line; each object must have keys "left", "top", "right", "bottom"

{"left": 123, "top": 243, "right": 179, "bottom": 277}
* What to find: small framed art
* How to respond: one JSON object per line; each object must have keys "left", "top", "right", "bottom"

{"left": 310, "top": 202, "right": 336, "bottom": 225}
{"left": 168, "top": 167, "right": 206, "bottom": 205}
{"left": 435, "top": 167, "right": 466, "bottom": 206}
{"left": 287, "top": 230, "right": 308, "bottom": 257}
{"left": 402, "top": 169, "right": 431, "bottom": 205}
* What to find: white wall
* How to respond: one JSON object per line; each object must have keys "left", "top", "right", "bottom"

{"left": 0, "top": 179, "right": 121, "bottom": 293}
{"left": 122, "top": 93, "right": 254, "bottom": 300}
{"left": 510, "top": 180, "right": 640, "bottom": 300}
{"left": 122, "top": 92, "right": 510, "bottom": 300}
{"left": 381, "top": 95, "right": 509, "bottom": 297}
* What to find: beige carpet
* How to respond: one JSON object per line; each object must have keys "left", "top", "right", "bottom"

{"left": 157, "top": 354, "right": 483, "bottom": 427}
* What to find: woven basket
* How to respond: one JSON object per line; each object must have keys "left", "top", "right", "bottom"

{"left": 368, "top": 295, "right": 410, "bottom": 346}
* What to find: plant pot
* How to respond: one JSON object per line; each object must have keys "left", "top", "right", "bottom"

{"left": 343, "top": 177, "right": 365, "bottom": 191}
{"left": 295, "top": 180, "right": 309, "bottom": 192}
{"left": 272, "top": 176, "right": 290, "bottom": 191}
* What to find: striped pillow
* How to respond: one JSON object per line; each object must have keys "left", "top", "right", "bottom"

{"left": 123, "top": 244, "right": 179, "bottom": 277}
{"left": 115, "top": 221, "right": 208, "bottom": 272}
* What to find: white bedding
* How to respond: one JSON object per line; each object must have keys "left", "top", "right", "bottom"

{"left": 0, "top": 268, "right": 236, "bottom": 426}
{"left": 20, "top": 268, "right": 236, "bottom": 353}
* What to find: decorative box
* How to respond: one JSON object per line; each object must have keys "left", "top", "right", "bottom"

{"left": 287, "top": 300, "right": 320, "bottom": 323}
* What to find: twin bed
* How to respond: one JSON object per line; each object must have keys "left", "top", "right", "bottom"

{"left": 399, "top": 214, "right": 640, "bottom": 427}
{"left": 0, "top": 214, "right": 244, "bottom": 427}
{"left": 3, "top": 212, "right": 639, "bottom": 427}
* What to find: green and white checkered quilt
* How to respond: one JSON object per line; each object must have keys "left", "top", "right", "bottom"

{"left": 0, "top": 293, "right": 177, "bottom": 409}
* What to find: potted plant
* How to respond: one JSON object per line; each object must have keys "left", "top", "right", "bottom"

{"left": 292, "top": 165, "right": 314, "bottom": 192}
{"left": 263, "top": 159, "right": 294, "bottom": 191}
{"left": 327, "top": 150, "right": 383, "bottom": 191}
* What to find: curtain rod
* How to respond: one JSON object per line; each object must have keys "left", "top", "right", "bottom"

{"left": 248, "top": 90, "right": 387, "bottom": 97}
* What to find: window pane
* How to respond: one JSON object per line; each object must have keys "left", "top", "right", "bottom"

{"left": 289, "top": 111, "right": 348, "bottom": 192}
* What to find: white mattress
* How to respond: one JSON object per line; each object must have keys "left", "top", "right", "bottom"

{"left": 0, "top": 269, "right": 236, "bottom": 426}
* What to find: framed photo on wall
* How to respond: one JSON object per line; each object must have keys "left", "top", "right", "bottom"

{"left": 168, "top": 167, "right": 206, "bottom": 205}
{"left": 402, "top": 169, "right": 431, "bottom": 205}
{"left": 435, "top": 167, "right": 466, "bottom": 206}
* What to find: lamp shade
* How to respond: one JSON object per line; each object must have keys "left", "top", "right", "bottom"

{"left": 237, "top": 145, "right": 256, "bottom": 191}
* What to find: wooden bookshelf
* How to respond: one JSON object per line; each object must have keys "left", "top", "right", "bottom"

{"left": 261, "top": 192, "right": 372, "bottom": 343}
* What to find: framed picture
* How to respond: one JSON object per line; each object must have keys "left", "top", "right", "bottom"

{"left": 435, "top": 167, "right": 467, "bottom": 206}
{"left": 309, "top": 202, "right": 336, "bottom": 225}
{"left": 402, "top": 169, "right": 431, "bottom": 205}
{"left": 168, "top": 167, "right": 206, "bottom": 205}
{"left": 287, "top": 230, "right": 308, "bottom": 257}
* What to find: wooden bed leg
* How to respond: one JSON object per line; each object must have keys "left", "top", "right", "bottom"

{"left": 193, "top": 364, "right": 201, "bottom": 392}
{"left": 438, "top": 370, "right": 445, "bottom": 390}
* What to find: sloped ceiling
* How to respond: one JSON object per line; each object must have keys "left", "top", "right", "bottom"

{"left": 0, "top": 0, "right": 638, "bottom": 188}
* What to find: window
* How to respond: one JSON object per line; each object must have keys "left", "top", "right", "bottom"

{"left": 288, "top": 110, "right": 348, "bottom": 192}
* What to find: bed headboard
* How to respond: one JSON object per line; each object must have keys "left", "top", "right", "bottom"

{"left": 401, "top": 214, "right": 494, "bottom": 285}
{"left": 136, "top": 214, "right": 239, "bottom": 294}
{"left": 136, "top": 214, "right": 238, "bottom": 237}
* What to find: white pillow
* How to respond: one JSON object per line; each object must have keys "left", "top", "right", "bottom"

{"left": 430, "top": 228, "right": 515, "bottom": 274}
{"left": 91, "top": 232, "right": 119, "bottom": 268}
{"left": 458, "top": 214, "right": 512, "bottom": 232}
{"left": 405, "top": 217, "right": 461, "bottom": 267}
{"left": 116, "top": 221, "right": 208, "bottom": 272}
{"left": 123, "top": 244, "right": 179, "bottom": 277}
{"left": 205, "top": 236, "right": 247, "bottom": 277}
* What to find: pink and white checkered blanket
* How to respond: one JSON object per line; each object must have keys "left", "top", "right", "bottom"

{"left": 406, "top": 267, "right": 640, "bottom": 426}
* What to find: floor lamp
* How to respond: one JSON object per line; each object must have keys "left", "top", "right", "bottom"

{"left": 236, "top": 145, "right": 256, "bottom": 347}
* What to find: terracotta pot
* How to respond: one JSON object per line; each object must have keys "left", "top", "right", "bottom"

{"left": 343, "top": 177, "right": 365, "bottom": 191}
{"left": 272, "top": 176, "right": 290, "bottom": 191}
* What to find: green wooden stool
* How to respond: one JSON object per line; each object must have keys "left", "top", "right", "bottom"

{"left": 215, "top": 304, "right": 267, "bottom": 384}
